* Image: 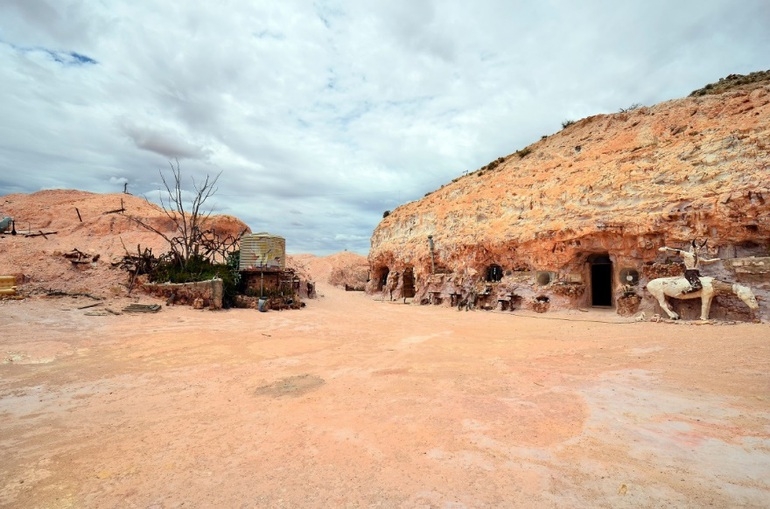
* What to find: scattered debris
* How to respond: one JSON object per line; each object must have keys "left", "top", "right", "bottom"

{"left": 77, "top": 302, "right": 102, "bottom": 310}
{"left": 6, "top": 230, "right": 58, "bottom": 238}
{"left": 84, "top": 308, "right": 122, "bottom": 316}
{"left": 63, "top": 248, "right": 99, "bottom": 265}
{"left": 122, "top": 303, "right": 161, "bottom": 313}
{"left": 85, "top": 310, "right": 109, "bottom": 316}
{"left": 103, "top": 198, "right": 126, "bottom": 215}
{"left": 115, "top": 242, "right": 159, "bottom": 295}
{"left": 45, "top": 290, "right": 103, "bottom": 301}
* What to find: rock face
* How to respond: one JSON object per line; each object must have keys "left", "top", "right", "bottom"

{"left": 368, "top": 72, "right": 770, "bottom": 321}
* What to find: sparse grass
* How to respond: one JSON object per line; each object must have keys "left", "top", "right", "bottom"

{"left": 477, "top": 156, "right": 506, "bottom": 174}
{"left": 689, "top": 70, "right": 770, "bottom": 97}
{"left": 561, "top": 119, "right": 575, "bottom": 129}
{"left": 619, "top": 103, "right": 642, "bottom": 113}
{"left": 517, "top": 147, "right": 532, "bottom": 158}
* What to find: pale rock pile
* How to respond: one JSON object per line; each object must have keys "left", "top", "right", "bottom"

{"left": 0, "top": 190, "right": 248, "bottom": 298}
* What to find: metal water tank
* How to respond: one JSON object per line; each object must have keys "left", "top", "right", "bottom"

{"left": 239, "top": 232, "right": 286, "bottom": 270}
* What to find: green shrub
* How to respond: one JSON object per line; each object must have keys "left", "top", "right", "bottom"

{"left": 150, "top": 254, "right": 241, "bottom": 308}
{"left": 561, "top": 119, "right": 575, "bottom": 129}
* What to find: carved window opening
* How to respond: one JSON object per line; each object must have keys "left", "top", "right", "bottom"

{"left": 536, "top": 271, "right": 553, "bottom": 286}
{"left": 735, "top": 241, "right": 765, "bottom": 258}
{"left": 619, "top": 268, "right": 639, "bottom": 286}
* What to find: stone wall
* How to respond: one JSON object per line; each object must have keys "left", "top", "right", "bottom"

{"left": 143, "top": 278, "right": 223, "bottom": 310}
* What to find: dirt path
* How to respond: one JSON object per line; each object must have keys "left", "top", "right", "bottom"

{"left": 1, "top": 286, "right": 769, "bottom": 508}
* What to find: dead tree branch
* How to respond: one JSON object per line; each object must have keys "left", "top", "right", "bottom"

{"left": 124, "top": 160, "right": 222, "bottom": 270}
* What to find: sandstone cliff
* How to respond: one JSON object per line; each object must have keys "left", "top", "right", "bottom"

{"left": 368, "top": 72, "right": 770, "bottom": 321}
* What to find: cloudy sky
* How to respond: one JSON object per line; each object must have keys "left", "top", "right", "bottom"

{"left": 1, "top": 1, "right": 768, "bottom": 255}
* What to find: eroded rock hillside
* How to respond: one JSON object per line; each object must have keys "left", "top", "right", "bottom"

{"left": 368, "top": 72, "right": 770, "bottom": 321}
{"left": 0, "top": 190, "right": 250, "bottom": 297}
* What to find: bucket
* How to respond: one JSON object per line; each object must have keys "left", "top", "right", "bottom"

{"left": 258, "top": 297, "right": 268, "bottom": 312}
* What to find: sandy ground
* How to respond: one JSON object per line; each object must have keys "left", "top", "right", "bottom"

{"left": 1, "top": 285, "right": 769, "bottom": 509}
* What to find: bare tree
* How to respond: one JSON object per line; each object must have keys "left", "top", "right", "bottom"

{"left": 160, "top": 160, "right": 220, "bottom": 264}
{"left": 125, "top": 160, "right": 228, "bottom": 269}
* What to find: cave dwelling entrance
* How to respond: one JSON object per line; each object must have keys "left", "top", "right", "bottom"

{"left": 402, "top": 267, "right": 416, "bottom": 299}
{"left": 374, "top": 267, "right": 389, "bottom": 292}
{"left": 588, "top": 253, "right": 613, "bottom": 308}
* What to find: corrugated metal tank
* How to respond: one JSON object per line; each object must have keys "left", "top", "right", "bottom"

{"left": 239, "top": 233, "right": 286, "bottom": 270}
{"left": 0, "top": 275, "right": 16, "bottom": 296}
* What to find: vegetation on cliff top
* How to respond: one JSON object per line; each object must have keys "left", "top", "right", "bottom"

{"left": 689, "top": 70, "right": 770, "bottom": 97}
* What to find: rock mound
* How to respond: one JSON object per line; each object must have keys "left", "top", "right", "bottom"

{"left": 289, "top": 252, "right": 369, "bottom": 290}
{"left": 0, "top": 190, "right": 249, "bottom": 297}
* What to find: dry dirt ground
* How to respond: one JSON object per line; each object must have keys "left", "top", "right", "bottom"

{"left": 1, "top": 285, "right": 769, "bottom": 509}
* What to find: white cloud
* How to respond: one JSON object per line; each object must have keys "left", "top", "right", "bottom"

{"left": 1, "top": 0, "right": 768, "bottom": 254}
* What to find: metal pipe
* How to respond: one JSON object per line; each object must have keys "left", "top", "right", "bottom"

{"left": 428, "top": 235, "right": 435, "bottom": 274}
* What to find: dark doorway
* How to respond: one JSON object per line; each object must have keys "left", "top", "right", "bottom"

{"left": 589, "top": 254, "right": 613, "bottom": 307}
{"left": 376, "top": 267, "right": 389, "bottom": 291}
{"left": 403, "top": 267, "right": 416, "bottom": 298}
{"left": 486, "top": 264, "right": 503, "bottom": 282}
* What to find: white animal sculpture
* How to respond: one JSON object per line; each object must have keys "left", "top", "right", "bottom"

{"left": 646, "top": 276, "right": 758, "bottom": 320}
